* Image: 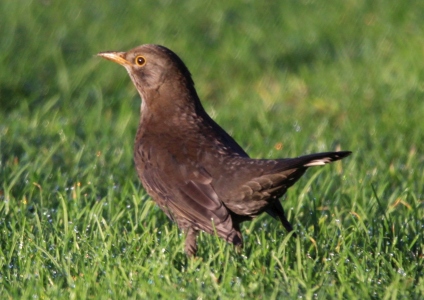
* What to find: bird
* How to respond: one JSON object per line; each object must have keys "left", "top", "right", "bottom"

{"left": 98, "top": 44, "right": 351, "bottom": 256}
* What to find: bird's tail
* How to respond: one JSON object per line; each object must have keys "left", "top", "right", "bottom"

{"left": 266, "top": 150, "right": 351, "bottom": 233}
{"left": 299, "top": 151, "right": 351, "bottom": 167}
{"left": 279, "top": 151, "right": 351, "bottom": 170}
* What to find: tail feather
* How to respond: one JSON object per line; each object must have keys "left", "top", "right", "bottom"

{"left": 302, "top": 151, "right": 351, "bottom": 167}
{"left": 278, "top": 151, "right": 351, "bottom": 170}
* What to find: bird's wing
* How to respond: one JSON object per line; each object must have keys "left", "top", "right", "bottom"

{"left": 223, "top": 164, "right": 307, "bottom": 216}
{"left": 241, "top": 168, "right": 307, "bottom": 200}
{"left": 172, "top": 167, "right": 239, "bottom": 241}
{"left": 140, "top": 145, "right": 238, "bottom": 243}
{"left": 172, "top": 171, "right": 241, "bottom": 243}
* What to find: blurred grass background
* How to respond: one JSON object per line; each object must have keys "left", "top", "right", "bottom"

{"left": 1, "top": 0, "right": 423, "bottom": 299}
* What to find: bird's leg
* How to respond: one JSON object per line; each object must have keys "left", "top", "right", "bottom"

{"left": 184, "top": 227, "right": 199, "bottom": 256}
{"left": 232, "top": 225, "right": 243, "bottom": 254}
{"left": 278, "top": 211, "right": 294, "bottom": 233}
{"left": 272, "top": 201, "right": 297, "bottom": 237}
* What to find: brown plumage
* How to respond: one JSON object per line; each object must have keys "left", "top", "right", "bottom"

{"left": 98, "top": 44, "right": 351, "bottom": 256}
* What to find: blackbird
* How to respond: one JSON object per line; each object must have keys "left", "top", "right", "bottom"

{"left": 98, "top": 44, "right": 351, "bottom": 256}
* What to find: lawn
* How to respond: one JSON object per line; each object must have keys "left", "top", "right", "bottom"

{"left": 1, "top": 0, "right": 423, "bottom": 299}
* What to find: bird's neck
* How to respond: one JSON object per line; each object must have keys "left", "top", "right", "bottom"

{"left": 138, "top": 87, "right": 207, "bottom": 131}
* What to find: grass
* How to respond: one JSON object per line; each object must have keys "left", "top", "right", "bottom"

{"left": 1, "top": 0, "right": 424, "bottom": 298}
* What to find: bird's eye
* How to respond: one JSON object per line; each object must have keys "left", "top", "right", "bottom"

{"left": 135, "top": 56, "right": 146, "bottom": 66}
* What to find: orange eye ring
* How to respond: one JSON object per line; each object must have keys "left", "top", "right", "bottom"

{"left": 135, "top": 56, "right": 146, "bottom": 66}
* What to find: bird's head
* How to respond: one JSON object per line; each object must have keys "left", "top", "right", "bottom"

{"left": 98, "top": 44, "right": 198, "bottom": 113}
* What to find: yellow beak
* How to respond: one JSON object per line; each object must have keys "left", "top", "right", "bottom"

{"left": 97, "top": 51, "right": 129, "bottom": 66}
